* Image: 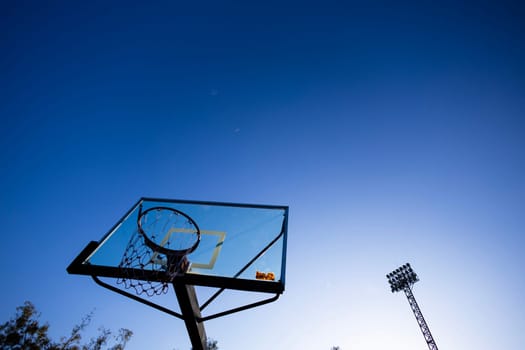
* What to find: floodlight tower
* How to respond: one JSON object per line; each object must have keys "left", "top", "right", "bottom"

{"left": 386, "top": 263, "right": 438, "bottom": 350}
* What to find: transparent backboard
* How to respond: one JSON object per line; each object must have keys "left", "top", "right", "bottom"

{"left": 68, "top": 198, "right": 288, "bottom": 294}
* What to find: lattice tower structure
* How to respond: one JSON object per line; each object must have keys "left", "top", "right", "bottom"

{"left": 386, "top": 263, "right": 438, "bottom": 350}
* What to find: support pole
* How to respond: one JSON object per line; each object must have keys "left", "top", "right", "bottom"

{"left": 174, "top": 283, "right": 207, "bottom": 350}
{"left": 403, "top": 286, "right": 438, "bottom": 350}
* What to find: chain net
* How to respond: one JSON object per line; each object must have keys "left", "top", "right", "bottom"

{"left": 116, "top": 230, "right": 170, "bottom": 296}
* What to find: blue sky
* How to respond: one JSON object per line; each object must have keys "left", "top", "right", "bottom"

{"left": 1, "top": 1, "right": 524, "bottom": 349}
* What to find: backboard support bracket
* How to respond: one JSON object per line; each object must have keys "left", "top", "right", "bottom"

{"left": 91, "top": 274, "right": 281, "bottom": 322}
{"left": 198, "top": 293, "right": 280, "bottom": 322}
{"left": 91, "top": 276, "right": 281, "bottom": 349}
{"left": 91, "top": 276, "right": 184, "bottom": 320}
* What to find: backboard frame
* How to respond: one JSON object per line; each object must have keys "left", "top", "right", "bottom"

{"left": 67, "top": 197, "right": 288, "bottom": 294}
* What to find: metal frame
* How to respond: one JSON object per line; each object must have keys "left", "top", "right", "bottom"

{"left": 92, "top": 275, "right": 280, "bottom": 322}
{"left": 67, "top": 198, "right": 288, "bottom": 294}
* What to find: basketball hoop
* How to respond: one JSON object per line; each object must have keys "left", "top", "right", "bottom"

{"left": 117, "top": 205, "right": 201, "bottom": 296}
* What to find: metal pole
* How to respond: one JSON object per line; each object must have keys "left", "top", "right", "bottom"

{"left": 173, "top": 283, "right": 207, "bottom": 350}
{"left": 403, "top": 286, "right": 438, "bottom": 350}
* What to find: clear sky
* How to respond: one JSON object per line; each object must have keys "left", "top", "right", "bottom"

{"left": 1, "top": 1, "right": 524, "bottom": 349}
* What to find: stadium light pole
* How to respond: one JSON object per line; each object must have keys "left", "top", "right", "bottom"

{"left": 386, "top": 263, "right": 438, "bottom": 350}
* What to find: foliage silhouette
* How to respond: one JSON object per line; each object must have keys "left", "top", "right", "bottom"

{"left": 0, "top": 301, "right": 132, "bottom": 350}
{"left": 190, "top": 337, "right": 218, "bottom": 350}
